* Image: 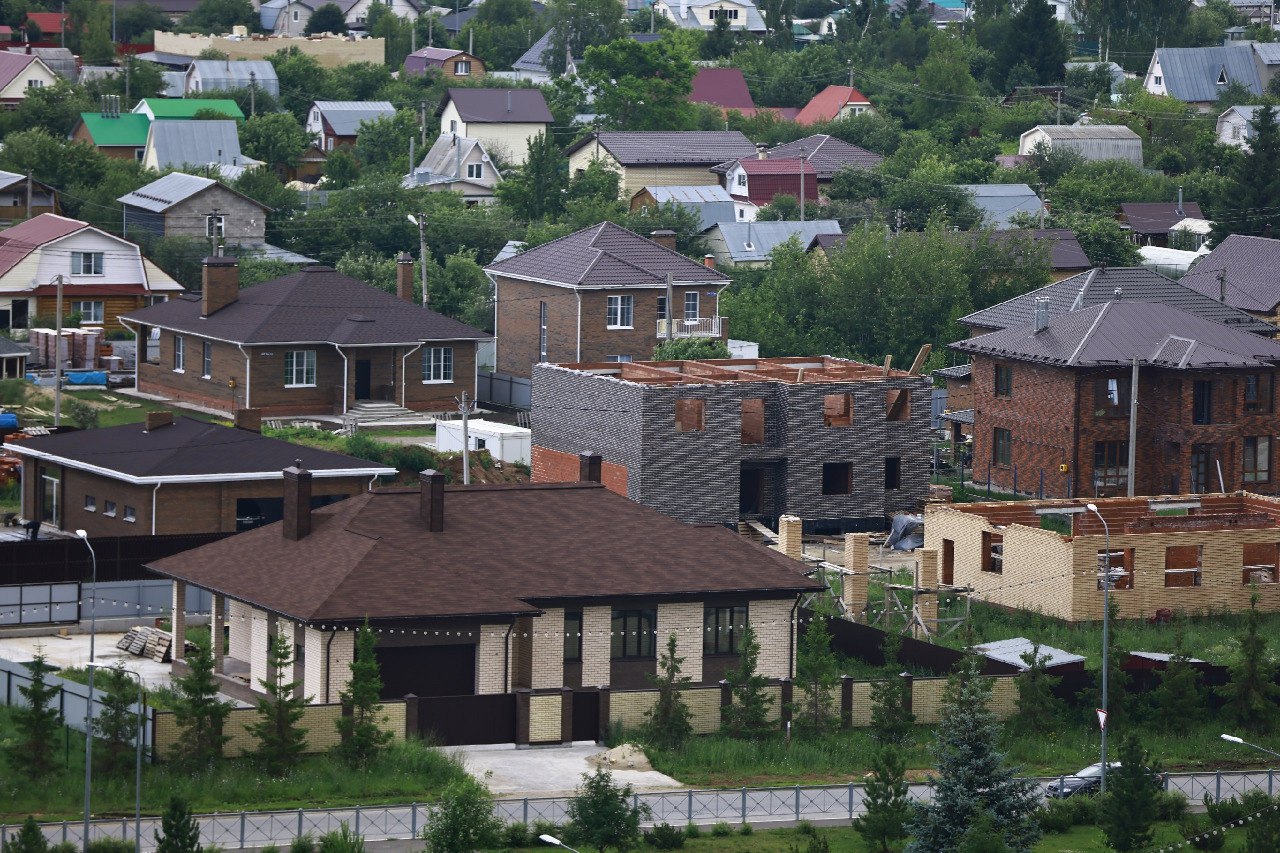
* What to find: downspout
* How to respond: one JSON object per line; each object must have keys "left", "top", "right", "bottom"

{"left": 236, "top": 344, "right": 251, "bottom": 409}
{"left": 150, "top": 482, "right": 161, "bottom": 535}
{"left": 367, "top": 474, "right": 378, "bottom": 492}
{"left": 1071, "top": 374, "right": 1083, "bottom": 498}
{"left": 575, "top": 291, "right": 582, "bottom": 361}
{"left": 788, "top": 594, "right": 801, "bottom": 679}
{"left": 503, "top": 622, "right": 514, "bottom": 692}
{"left": 324, "top": 629, "right": 338, "bottom": 703}
{"left": 120, "top": 319, "right": 141, "bottom": 393}
{"left": 401, "top": 342, "right": 424, "bottom": 407}
{"left": 337, "top": 345, "right": 349, "bottom": 415}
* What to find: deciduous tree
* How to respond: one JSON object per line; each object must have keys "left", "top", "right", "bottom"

{"left": 1210, "top": 105, "right": 1280, "bottom": 245}
{"left": 579, "top": 37, "right": 696, "bottom": 130}
{"left": 303, "top": 2, "right": 346, "bottom": 35}
{"left": 565, "top": 769, "right": 649, "bottom": 852}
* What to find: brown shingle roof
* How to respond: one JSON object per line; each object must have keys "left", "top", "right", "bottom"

{"left": 147, "top": 482, "right": 822, "bottom": 622}
{"left": 1120, "top": 201, "right": 1206, "bottom": 236}
{"left": 442, "top": 88, "right": 553, "bottom": 124}
{"left": 1180, "top": 234, "right": 1280, "bottom": 313}
{"left": 767, "top": 134, "right": 884, "bottom": 180}
{"left": 565, "top": 131, "right": 757, "bottom": 166}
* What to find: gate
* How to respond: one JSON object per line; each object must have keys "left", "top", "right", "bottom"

{"left": 571, "top": 689, "right": 599, "bottom": 742}
{"left": 417, "top": 693, "right": 516, "bottom": 746}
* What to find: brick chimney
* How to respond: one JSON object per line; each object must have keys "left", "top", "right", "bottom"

{"left": 578, "top": 452, "right": 601, "bottom": 483}
{"left": 283, "top": 460, "right": 312, "bottom": 541}
{"left": 201, "top": 256, "right": 240, "bottom": 318}
{"left": 395, "top": 251, "right": 415, "bottom": 304}
{"left": 650, "top": 230, "right": 676, "bottom": 251}
{"left": 234, "top": 407, "right": 262, "bottom": 432}
{"left": 420, "top": 469, "right": 445, "bottom": 532}
{"left": 703, "top": 254, "right": 716, "bottom": 269}
{"left": 144, "top": 411, "right": 173, "bottom": 431}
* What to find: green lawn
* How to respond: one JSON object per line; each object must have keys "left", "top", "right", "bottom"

{"left": 59, "top": 390, "right": 226, "bottom": 429}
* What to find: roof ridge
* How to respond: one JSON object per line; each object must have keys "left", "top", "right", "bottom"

{"left": 1067, "top": 302, "right": 1111, "bottom": 366}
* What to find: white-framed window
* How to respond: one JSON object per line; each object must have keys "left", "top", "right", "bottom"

{"left": 173, "top": 334, "right": 185, "bottom": 372}
{"left": 123, "top": 506, "right": 136, "bottom": 523}
{"left": 455, "top": 60, "right": 472, "bottom": 75}
{"left": 423, "top": 346, "right": 453, "bottom": 382}
{"left": 206, "top": 215, "right": 225, "bottom": 238}
{"left": 134, "top": 148, "right": 144, "bottom": 162}
{"left": 202, "top": 341, "right": 213, "bottom": 378}
{"left": 684, "top": 291, "right": 699, "bottom": 321}
{"left": 605, "top": 355, "right": 633, "bottom": 363}
{"left": 735, "top": 173, "right": 746, "bottom": 187}
{"left": 285, "top": 349, "right": 317, "bottom": 387}
{"left": 657, "top": 296, "right": 668, "bottom": 320}
{"left": 466, "top": 162, "right": 483, "bottom": 179}
{"left": 103, "top": 500, "right": 117, "bottom": 518}
{"left": 292, "top": 9, "right": 300, "bottom": 20}
{"left": 84, "top": 495, "right": 96, "bottom": 512}
{"left": 449, "top": 119, "right": 458, "bottom": 133}
{"left": 538, "top": 301, "right": 548, "bottom": 362}
{"left": 27, "top": 79, "right": 43, "bottom": 88}
{"left": 71, "top": 251, "right": 104, "bottom": 276}
{"left": 607, "top": 294, "right": 633, "bottom": 329}
{"left": 71, "top": 301, "right": 104, "bottom": 324}
{"left": 737, "top": 208, "right": 745, "bottom": 219}
{"left": 1154, "top": 75, "right": 1162, "bottom": 85}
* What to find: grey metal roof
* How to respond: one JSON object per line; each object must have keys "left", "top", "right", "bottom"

{"left": 956, "top": 184, "right": 1043, "bottom": 230}
{"left": 486, "top": 222, "right": 728, "bottom": 288}
{"left": 161, "top": 71, "right": 185, "bottom": 98}
{"left": 1120, "top": 202, "right": 1207, "bottom": 236}
{"left": 1181, "top": 234, "right": 1280, "bottom": 313}
{"left": 146, "top": 121, "right": 252, "bottom": 169}
{"left": 250, "top": 243, "right": 318, "bottom": 265}
{"left": 512, "top": 29, "right": 554, "bottom": 73}
{"left": 314, "top": 100, "right": 396, "bottom": 136}
{"left": 637, "top": 185, "right": 735, "bottom": 232}
{"left": 5, "top": 47, "right": 75, "bottom": 80}
{"left": 959, "top": 266, "right": 1276, "bottom": 335}
{"left": 1253, "top": 43, "right": 1280, "bottom": 65}
{"left": 490, "top": 240, "right": 525, "bottom": 265}
{"left": 444, "top": 88, "right": 552, "bottom": 124}
{"left": 971, "top": 638, "right": 1085, "bottom": 671}
{"left": 1130, "top": 650, "right": 1209, "bottom": 665}
{"left": 939, "top": 408, "right": 974, "bottom": 425}
{"left": 137, "top": 51, "right": 195, "bottom": 68}
{"left": 711, "top": 220, "right": 842, "bottom": 263}
{"left": 566, "top": 131, "right": 756, "bottom": 166}
{"left": 117, "top": 172, "right": 217, "bottom": 212}
{"left": 767, "top": 134, "right": 883, "bottom": 180}
{"left": 0, "top": 170, "right": 24, "bottom": 192}
{"left": 665, "top": 0, "right": 767, "bottom": 31}
{"left": 1153, "top": 46, "right": 1262, "bottom": 103}
{"left": 1024, "top": 124, "right": 1143, "bottom": 165}
{"left": 933, "top": 363, "right": 971, "bottom": 380}
{"left": 952, "top": 301, "right": 1280, "bottom": 369}
{"left": 189, "top": 60, "right": 280, "bottom": 96}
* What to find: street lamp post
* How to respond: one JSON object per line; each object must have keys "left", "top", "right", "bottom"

{"left": 1221, "top": 733, "right": 1280, "bottom": 761}
{"left": 77, "top": 528, "right": 99, "bottom": 846}
{"left": 88, "top": 663, "right": 146, "bottom": 853}
{"left": 1085, "top": 503, "right": 1111, "bottom": 794}
{"left": 540, "top": 834, "right": 583, "bottom": 853}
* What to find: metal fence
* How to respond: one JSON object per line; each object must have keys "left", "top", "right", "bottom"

{"left": 0, "top": 656, "right": 154, "bottom": 752}
{"left": 477, "top": 370, "right": 531, "bottom": 410}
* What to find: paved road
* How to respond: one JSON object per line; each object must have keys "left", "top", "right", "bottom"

{"left": 14, "top": 769, "right": 1280, "bottom": 851}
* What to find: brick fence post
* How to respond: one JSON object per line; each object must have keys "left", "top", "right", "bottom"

{"left": 900, "top": 673, "right": 914, "bottom": 715}
{"left": 779, "top": 678, "right": 793, "bottom": 731}
{"left": 597, "top": 685, "right": 611, "bottom": 744}
{"left": 402, "top": 694, "right": 418, "bottom": 740}
{"left": 840, "top": 675, "right": 853, "bottom": 729}
{"left": 515, "top": 688, "right": 531, "bottom": 747}
{"left": 560, "top": 687, "right": 574, "bottom": 745}
{"left": 719, "top": 679, "right": 732, "bottom": 730}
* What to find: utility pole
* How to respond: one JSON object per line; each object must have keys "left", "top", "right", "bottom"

{"left": 1126, "top": 357, "right": 1139, "bottom": 497}
{"left": 124, "top": 57, "right": 131, "bottom": 106}
{"left": 457, "top": 391, "right": 474, "bottom": 484}
{"left": 249, "top": 70, "right": 257, "bottom": 117}
{"left": 1038, "top": 182, "right": 1046, "bottom": 230}
{"left": 798, "top": 145, "right": 806, "bottom": 222}
{"left": 894, "top": 208, "right": 904, "bottom": 235}
{"left": 25, "top": 170, "right": 32, "bottom": 219}
{"left": 1056, "top": 89, "right": 1061, "bottom": 125}
{"left": 415, "top": 213, "right": 429, "bottom": 306}
{"left": 53, "top": 274, "right": 64, "bottom": 427}
{"left": 848, "top": 59, "right": 853, "bottom": 88}
{"left": 420, "top": 101, "right": 428, "bottom": 146}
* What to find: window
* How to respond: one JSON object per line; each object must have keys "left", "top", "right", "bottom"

{"left": 704, "top": 605, "right": 747, "bottom": 655}
{"left": 123, "top": 506, "right": 136, "bottom": 523}
{"left": 466, "top": 162, "right": 483, "bottom": 179}
{"left": 736, "top": 173, "right": 747, "bottom": 187}
{"left": 564, "top": 611, "right": 582, "bottom": 662}
{"left": 538, "top": 301, "right": 548, "bottom": 362}
{"left": 173, "top": 335, "right": 185, "bottom": 372}
{"left": 1242, "top": 543, "right": 1279, "bottom": 585}
{"left": 684, "top": 291, "right": 699, "bottom": 321}
{"left": 605, "top": 355, "right": 633, "bottom": 362}
{"left": 84, "top": 495, "right": 96, "bottom": 512}
{"left": 885, "top": 389, "right": 910, "bottom": 422}
{"left": 285, "top": 350, "right": 317, "bottom": 387}
{"left": 994, "top": 364, "right": 1013, "bottom": 398}
{"left": 709, "top": 7, "right": 738, "bottom": 18}
{"left": 992, "top": 427, "right": 1012, "bottom": 466}
{"left": 71, "top": 301, "right": 104, "bottom": 324}
{"left": 1193, "top": 379, "right": 1214, "bottom": 424}
{"left": 1165, "top": 544, "right": 1203, "bottom": 587}
{"left": 449, "top": 119, "right": 458, "bottom": 133}
{"left": 606, "top": 294, "right": 633, "bottom": 329}
{"left": 1093, "top": 441, "right": 1129, "bottom": 489}
{"left": 675, "top": 398, "right": 705, "bottom": 432}
{"left": 885, "top": 457, "right": 901, "bottom": 490}
{"left": 26, "top": 79, "right": 43, "bottom": 88}
{"left": 610, "top": 608, "right": 656, "bottom": 659}
{"left": 741, "top": 398, "right": 765, "bottom": 444}
{"left": 103, "top": 500, "right": 117, "bottom": 518}
{"left": 1094, "top": 376, "right": 1130, "bottom": 417}
{"left": 656, "top": 296, "right": 668, "bottom": 321}
{"left": 1244, "top": 435, "right": 1271, "bottom": 483}
{"left": 201, "top": 341, "right": 212, "bottom": 378}
{"left": 1217, "top": 68, "right": 1228, "bottom": 85}
{"left": 1245, "top": 373, "right": 1273, "bottom": 413}
{"left": 423, "top": 347, "right": 453, "bottom": 383}
{"left": 981, "top": 531, "right": 1003, "bottom": 574}
{"left": 822, "top": 462, "right": 851, "bottom": 495}
{"left": 823, "top": 393, "right": 852, "bottom": 427}
{"left": 206, "top": 215, "right": 225, "bottom": 238}
{"left": 71, "top": 251, "right": 104, "bottom": 276}
{"left": 1154, "top": 75, "right": 1162, "bottom": 86}
{"left": 1097, "top": 547, "right": 1135, "bottom": 590}
{"left": 292, "top": 9, "right": 299, "bottom": 20}
{"left": 455, "top": 60, "right": 472, "bottom": 75}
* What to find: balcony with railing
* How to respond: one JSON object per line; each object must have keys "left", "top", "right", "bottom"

{"left": 656, "top": 317, "right": 722, "bottom": 338}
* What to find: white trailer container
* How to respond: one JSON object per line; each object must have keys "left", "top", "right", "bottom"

{"left": 435, "top": 419, "right": 531, "bottom": 465}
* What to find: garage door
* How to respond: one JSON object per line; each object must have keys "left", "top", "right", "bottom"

{"left": 375, "top": 643, "right": 475, "bottom": 699}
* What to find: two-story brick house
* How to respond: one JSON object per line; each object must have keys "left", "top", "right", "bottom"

{"left": 486, "top": 223, "right": 730, "bottom": 378}
{"left": 953, "top": 301, "right": 1280, "bottom": 499}
{"left": 121, "top": 255, "right": 490, "bottom": 417}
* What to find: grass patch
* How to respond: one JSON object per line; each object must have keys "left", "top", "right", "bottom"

{"left": 61, "top": 390, "right": 226, "bottom": 429}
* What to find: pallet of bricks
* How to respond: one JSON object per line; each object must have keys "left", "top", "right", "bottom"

{"left": 115, "top": 626, "right": 175, "bottom": 662}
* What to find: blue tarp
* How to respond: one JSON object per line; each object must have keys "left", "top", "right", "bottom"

{"left": 0, "top": 413, "right": 17, "bottom": 430}
{"left": 66, "top": 372, "right": 107, "bottom": 385}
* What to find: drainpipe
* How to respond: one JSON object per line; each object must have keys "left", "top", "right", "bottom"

{"left": 1071, "top": 375, "right": 1083, "bottom": 498}
{"left": 367, "top": 474, "right": 378, "bottom": 492}
{"left": 237, "top": 344, "right": 251, "bottom": 409}
{"left": 401, "top": 342, "right": 424, "bottom": 407}
{"left": 337, "top": 345, "right": 349, "bottom": 415}
{"left": 150, "top": 483, "right": 161, "bottom": 535}
{"left": 324, "top": 629, "right": 338, "bottom": 703}
{"left": 788, "top": 594, "right": 801, "bottom": 679}
{"left": 575, "top": 291, "right": 582, "bottom": 361}
{"left": 503, "top": 622, "right": 514, "bottom": 692}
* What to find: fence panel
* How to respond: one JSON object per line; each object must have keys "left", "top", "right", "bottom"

{"left": 0, "top": 656, "right": 153, "bottom": 751}
{"left": 477, "top": 371, "right": 531, "bottom": 410}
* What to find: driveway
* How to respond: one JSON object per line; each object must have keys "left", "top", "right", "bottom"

{"left": 446, "top": 743, "right": 683, "bottom": 798}
{"left": 0, "top": 632, "right": 175, "bottom": 690}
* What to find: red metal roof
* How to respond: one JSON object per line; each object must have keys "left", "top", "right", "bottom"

{"left": 25, "top": 12, "right": 68, "bottom": 33}
{"left": 0, "top": 214, "right": 86, "bottom": 279}
{"left": 731, "top": 159, "right": 819, "bottom": 207}
{"left": 794, "top": 85, "right": 873, "bottom": 126}
{"left": 690, "top": 68, "right": 755, "bottom": 111}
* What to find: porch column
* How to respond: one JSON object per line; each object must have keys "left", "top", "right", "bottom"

{"left": 210, "top": 593, "right": 226, "bottom": 674}
{"left": 265, "top": 612, "right": 280, "bottom": 683}
{"left": 171, "top": 581, "right": 187, "bottom": 662}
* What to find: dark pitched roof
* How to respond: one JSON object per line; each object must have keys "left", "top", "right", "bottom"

{"left": 767, "top": 134, "right": 883, "bottom": 180}
{"left": 807, "top": 232, "right": 847, "bottom": 252}
{"left": 958, "top": 266, "right": 1276, "bottom": 336}
{"left": 147, "top": 482, "right": 822, "bottom": 622}
{"left": 1180, "top": 234, "right": 1280, "bottom": 313}
{"left": 485, "top": 222, "right": 729, "bottom": 289}
{"left": 566, "top": 131, "right": 757, "bottom": 166}
{"left": 120, "top": 266, "right": 489, "bottom": 345}
{"left": 952, "top": 302, "right": 1280, "bottom": 369}
{"left": 933, "top": 363, "right": 971, "bottom": 381}
{"left": 690, "top": 67, "right": 755, "bottom": 110}
{"left": 985, "top": 228, "right": 1090, "bottom": 271}
{"left": 1120, "top": 201, "right": 1206, "bottom": 235}
{"left": 443, "top": 88, "right": 553, "bottom": 124}
{"left": 0, "top": 337, "right": 26, "bottom": 357}
{"left": 5, "top": 417, "right": 393, "bottom": 482}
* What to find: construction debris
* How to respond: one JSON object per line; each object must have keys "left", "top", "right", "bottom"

{"left": 589, "top": 743, "right": 653, "bottom": 771}
{"left": 115, "top": 626, "right": 175, "bottom": 662}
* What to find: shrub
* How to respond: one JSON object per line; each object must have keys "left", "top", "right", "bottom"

{"left": 1034, "top": 801, "right": 1075, "bottom": 834}
{"left": 86, "top": 841, "right": 136, "bottom": 853}
{"left": 643, "top": 824, "right": 685, "bottom": 850}
{"left": 1, "top": 817, "right": 47, "bottom": 853}
{"left": 795, "top": 820, "right": 815, "bottom": 837}
{"left": 787, "top": 829, "right": 830, "bottom": 853}
{"left": 710, "top": 822, "right": 733, "bottom": 838}
{"left": 289, "top": 834, "right": 315, "bottom": 853}
{"left": 422, "top": 776, "right": 503, "bottom": 853}
{"left": 566, "top": 769, "right": 649, "bottom": 852}
{"left": 0, "top": 378, "right": 27, "bottom": 406}
{"left": 317, "top": 824, "right": 364, "bottom": 853}
{"left": 154, "top": 797, "right": 202, "bottom": 853}
{"left": 531, "top": 821, "right": 563, "bottom": 842}
{"left": 62, "top": 397, "right": 98, "bottom": 430}
{"left": 738, "top": 824, "right": 753, "bottom": 836}
{"left": 502, "top": 823, "right": 531, "bottom": 849}
{"left": 261, "top": 847, "right": 280, "bottom": 853}
{"left": 1156, "top": 790, "right": 1189, "bottom": 822}
{"left": 683, "top": 824, "right": 700, "bottom": 839}
{"left": 1204, "top": 794, "right": 1248, "bottom": 825}
{"left": 49, "top": 844, "right": 78, "bottom": 853}
{"left": 1180, "top": 815, "right": 1226, "bottom": 851}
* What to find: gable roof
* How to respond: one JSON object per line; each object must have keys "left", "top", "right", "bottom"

{"left": 1027, "top": 124, "right": 1141, "bottom": 141}
{"left": 566, "top": 130, "right": 756, "bottom": 166}
{"left": 415, "top": 133, "right": 501, "bottom": 181}
{"left": 121, "top": 265, "right": 490, "bottom": 345}
{"left": 690, "top": 67, "right": 755, "bottom": 110}
{"left": 767, "top": 134, "right": 883, "bottom": 179}
{"left": 794, "top": 85, "right": 872, "bottom": 125}
{"left": 1152, "top": 45, "right": 1262, "bottom": 102}
{"left": 0, "top": 52, "right": 43, "bottom": 90}
{"left": 409, "top": 46, "right": 463, "bottom": 63}
{"left": 1119, "top": 201, "right": 1207, "bottom": 236}
{"left": 188, "top": 60, "right": 280, "bottom": 95}
{"left": 76, "top": 112, "right": 151, "bottom": 147}
{"left": 956, "top": 183, "right": 1043, "bottom": 230}
{"left": 959, "top": 266, "right": 1276, "bottom": 335}
{"left": 146, "top": 120, "right": 253, "bottom": 169}
{"left": 0, "top": 214, "right": 87, "bottom": 278}
{"left": 711, "top": 220, "right": 843, "bottom": 263}
{"left": 1180, "top": 234, "right": 1280, "bottom": 313}
{"left": 6, "top": 417, "right": 393, "bottom": 483}
{"left": 443, "top": 87, "right": 553, "bottom": 124}
{"left": 135, "top": 98, "right": 245, "bottom": 120}
{"left": 313, "top": 100, "right": 396, "bottom": 136}
{"left": 485, "top": 221, "right": 728, "bottom": 288}
{"left": 952, "top": 301, "right": 1280, "bottom": 368}
{"left": 636, "top": 185, "right": 735, "bottom": 231}
{"left": 665, "top": 0, "right": 767, "bottom": 31}
{"left": 147, "top": 481, "right": 821, "bottom": 622}
{"left": 118, "top": 172, "right": 268, "bottom": 214}
{"left": 512, "top": 28, "right": 555, "bottom": 73}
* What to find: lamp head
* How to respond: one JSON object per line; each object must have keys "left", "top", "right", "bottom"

{"left": 1222, "top": 734, "right": 1244, "bottom": 743}
{"left": 75, "top": 529, "right": 88, "bottom": 539}
{"left": 406, "top": 214, "right": 419, "bottom": 226}
{"left": 1085, "top": 503, "right": 1098, "bottom": 513}
{"left": 539, "top": 835, "right": 563, "bottom": 848}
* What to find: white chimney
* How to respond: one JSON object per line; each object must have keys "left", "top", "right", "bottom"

{"left": 1034, "top": 297, "right": 1049, "bottom": 333}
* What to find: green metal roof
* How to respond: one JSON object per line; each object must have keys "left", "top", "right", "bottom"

{"left": 76, "top": 113, "right": 151, "bottom": 147}
{"left": 139, "top": 98, "right": 245, "bottom": 120}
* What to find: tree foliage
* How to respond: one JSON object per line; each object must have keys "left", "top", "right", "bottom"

{"left": 652, "top": 338, "right": 731, "bottom": 361}
{"left": 94, "top": 661, "right": 141, "bottom": 777}
{"left": 795, "top": 614, "right": 840, "bottom": 734}
{"left": 869, "top": 632, "right": 915, "bottom": 748}
{"left": 335, "top": 620, "right": 392, "bottom": 766}
{"left": 644, "top": 633, "right": 693, "bottom": 751}
{"left": 421, "top": 774, "right": 503, "bottom": 853}
{"left": 720, "top": 623, "right": 774, "bottom": 739}
{"left": 565, "top": 769, "right": 649, "bottom": 852}
{"left": 544, "top": 0, "right": 630, "bottom": 75}
{"left": 304, "top": 2, "right": 347, "bottom": 35}
{"left": 495, "top": 131, "right": 568, "bottom": 221}
{"left": 247, "top": 633, "right": 309, "bottom": 775}
{"left": 181, "top": 0, "right": 258, "bottom": 33}
{"left": 1098, "top": 734, "right": 1160, "bottom": 851}
{"left": 155, "top": 797, "right": 203, "bottom": 853}
{"left": 1210, "top": 105, "right": 1280, "bottom": 245}
{"left": 579, "top": 36, "right": 696, "bottom": 130}
{"left": 3, "top": 650, "right": 62, "bottom": 778}
{"left": 172, "top": 640, "right": 232, "bottom": 767}
{"left": 1149, "top": 616, "right": 1204, "bottom": 728}
{"left": 1010, "top": 643, "right": 1063, "bottom": 736}
{"left": 1219, "top": 589, "right": 1280, "bottom": 734}
{"left": 855, "top": 745, "right": 912, "bottom": 853}
{"left": 240, "top": 112, "right": 310, "bottom": 170}
{"left": 1, "top": 817, "right": 48, "bottom": 853}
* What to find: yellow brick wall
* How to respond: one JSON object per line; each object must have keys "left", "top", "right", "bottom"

{"left": 529, "top": 694, "right": 562, "bottom": 743}
{"left": 763, "top": 684, "right": 783, "bottom": 722}
{"left": 609, "top": 689, "right": 658, "bottom": 731}
{"left": 532, "top": 608, "right": 565, "bottom": 689}
{"left": 751, "top": 599, "right": 795, "bottom": 679}
{"left": 249, "top": 605, "right": 271, "bottom": 687}
{"left": 910, "top": 678, "right": 947, "bottom": 725}
{"left": 228, "top": 600, "right": 251, "bottom": 661}
{"left": 154, "top": 702, "right": 405, "bottom": 760}
{"left": 477, "top": 624, "right": 509, "bottom": 694}
{"left": 988, "top": 676, "right": 1018, "bottom": 716}
{"left": 581, "top": 606, "right": 611, "bottom": 686}
{"left": 657, "top": 601, "right": 703, "bottom": 682}
{"left": 324, "top": 630, "right": 356, "bottom": 703}
{"left": 685, "top": 685, "right": 722, "bottom": 735}
{"left": 851, "top": 682, "right": 874, "bottom": 727}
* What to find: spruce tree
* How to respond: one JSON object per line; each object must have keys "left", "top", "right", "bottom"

{"left": 171, "top": 641, "right": 231, "bottom": 767}
{"left": 1010, "top": 643, "right": 1062, "bottom": 736}
{"left": 248, "top": 633, "right": 310, "bottom": 775}
{"left": 94, "top": 662, "right": 141, "bottom": 777}
{"left": 908, "top": 659, "right": 1041, "bottom": 853}
{"left": 4, "top": 650, "right": 62, "bottom": 778}
{"left": 854, "top": 745, "right": 911, "bottom": 853}
{"left": 1, "top": 817, "right": 48, "bottom": 853}
{"left": 1098, "top": 734, "right": 1159, "bottom": 852}
{"left": 795, "top": 614, "right": 840, "bottom": 733}
{"left": 869, "top": 631, "right": 915, "bottom": 747}
{"left": 644, "top": 633, "right": 692, "bottom": 751}
{"left": 1150, "top": 616, "right": 1204, "bottom": 729}
{"left": 1209, "top": 105, "right": 1280, "bottom": 244}
{"left": 154, "top": 797, "right": 202, "bottom": 853}
{"left": 335, "top": 620, "right": 392, "bottom": 767}
{"left": 721, "top": 623, "right": 774, "bottom": 739}
{"left": 1219, "top": 590, "right": 1280, "bottom": 734}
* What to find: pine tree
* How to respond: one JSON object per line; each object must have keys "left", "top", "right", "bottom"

{"left": 795, "top": 614, "right": 840, "bottom": 733}
{"left": 94, "top": 661, "right": 141, "bottom": 777}
{"left": 908, "top": 659, "right": 1041, "bottom": 853}
{"left": 171, "top": 641, "right": 231, "bottom": 767}
{"left": 854, "top": 745, "right": 911, "bottom": 853}
{"left": 1004, "top": 0, "right": 1066, "bottom": 86}
{"left": 721, "top": 623, "right": 774, "bottom": 739}
{"left": 154, "top": 797, "right": 202, "bottom": 853}
{"left": 1010, "top": 643, "right": 1063, "bottom": 736}
{"left": 1209, "top": 104, "right": 1280, "bottom": 244}
{"left": 869, "top": 632, "right": 915, "bottom": 747}
{"left": 1245, "top": 801, "right": 1280, "bottom": 853}
{"left": 335, "top": 620, "right": 392, "bottom": 767}
{"left": 1098, "top": 734, "right": 1159, "bottom": 852}
{"left": 247, "top": 633, "right": 310, "bottom": 775}
{"left": 1, "top": 817, "right": 48, "bottom": 853}
{"left": 1149, "top": 616, "right": 1204, "bottom": 729}
{"left": 4, "top": 650, "right": 62, "bottom": 778}
{"left": 1219, "top": 590, "right": 1280, "bottom": 734}
{"left": 644, "top": 633, "right": 692, "bottom": 751}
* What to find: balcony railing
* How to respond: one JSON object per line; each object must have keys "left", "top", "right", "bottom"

{"left": 656, "top": 317, "right": 722, "bottom": 338}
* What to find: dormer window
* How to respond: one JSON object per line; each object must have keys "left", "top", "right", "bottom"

{"left": 1218, "top": 68, "right": 1229, "bottom": 85}
{"left": 736, "top": 173, "right": 746, "bottom": 187}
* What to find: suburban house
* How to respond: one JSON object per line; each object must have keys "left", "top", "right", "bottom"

{"left": 956, "top": 184, "right": 1044, "bottom": 230}
{"left": 142, "top": 120, "right": 260, "bottom": 174}
{"left": 118, "top": 172, "right": 269, "bottom": 248}
{"left": 1017, "top": 124, "right": 1144, "bottom": 167}
{"left": 437, "top": 88, "right": 553, "bottom": 166}
{"left": 401, "top": 133, "right": 502, "bottom": 205}
{"left": 0, "top": 51, "right": 58, "bottom": 106}
{"left": 652, "top": 0, "right": 768, "bottom": 32}
{"left": 131, "top": 97, "right": 245, "bottom": 122}
{"left": 0, "top": 169, "right": 58, "bottom": 220}
{"left": 925, "top": 492, "right": 1280, "bottom": 622}
{"left": 565, "top": 131, "right": 757, "bottom": 199}
{"left": 6, "top": 413, "right": 393, "bottom": 537}
{"left": 403, "top": 47, "right": 485, "bottom": 79}
{"left": 259, "top": 0, "right": 318, "bottom": 35}
{"left": 704, "top": 220, "right": 842, "bottom": 268}
{"left": 934, "top": 362, "right": 973, "bottom": 442}
{"left": 305, "top": 100, "right": 396, "bottom": 151}
{"left": 1217, "top": 104, "right": 1264, "bottom": 149}
{"left": 1180, "top": 234, "right": 1280, "bottom": 325}
{"left": 629, "top": 185, "right": 735, "bottom": 231}
{"left": 485, "top": 223, "right": 729, "bottom": 378}
{"left": 715, "top": 157, "right": 818, "bottom": 222}
{"left": 0, "top": 213, "right": 183, "bottom": 332}
{"left": 185, "top": 60, "right": 281, "bottom": 97}
{"left": 341, "top": 0, "right": 423, "bottom": 30}
{"left": 990, "top": 229, "right": 1091, "bottom": 282}
{"left": 792, "top": 85, "right": 876, "bottom": 125}
{"left": 767, "top": 134, "right": 884, "bottom": 186}
{"left": 1143, "top": 45, "right": 1264, "bottom": 111}
{"left": 70, "top": 111, "right": 152, "bottom": 160}
{"left": 506, "top": 29, "right": 561, "bottom": 84}
{"left": 1119, "top": 200, "right": 1207, "bottom": 247}
{"left": 122, "top": 257, "right": 490, "bottom": 417}
{"left": 952, "top": 300, "right": 1280, "bottom": 498}
{"left": 531, "top": 356, "right": 932, "bottom": 533}
{"left": 689, "top": 67, "right": 756, "bottom": 113}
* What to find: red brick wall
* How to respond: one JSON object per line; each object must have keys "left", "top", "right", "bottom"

{"left": 532, "top": 445, "right": 628, "bottom": 497}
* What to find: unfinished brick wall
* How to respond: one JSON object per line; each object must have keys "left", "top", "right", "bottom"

{"left": 531, "top": 446, "right": 629, "bottom": 496}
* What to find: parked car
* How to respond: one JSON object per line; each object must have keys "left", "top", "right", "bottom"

{"left": 1045, "top": 762, "right": 1120, "bottom": 798}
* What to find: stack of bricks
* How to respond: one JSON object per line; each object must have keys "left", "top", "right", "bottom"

{"left": 843, "top": 533, "right": 869, "bottom": 617}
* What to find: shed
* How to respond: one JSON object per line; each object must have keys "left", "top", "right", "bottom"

{"left": 970, "top": 637, "right": 1086, "bottom": 672}
{"left": 630, "top": 185, "right": 735, "bottom": 231}
{"left": 435, "top": 419, "right": 530, "bottom": 465}
{"left": 185, "top": 60, "right": 280, "bottom": 97}
{"left": 1017, "top": 124, "right": 1143, "bottom": 166}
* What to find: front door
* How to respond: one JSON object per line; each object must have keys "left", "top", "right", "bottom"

{"left": 1190, "top": 444, "right": 1215, "bottom": 494}
{"left": 739, "top": 468, "right": 762, "bottom": 516}
{"left": 354, "top": 359, "right": 372, "bottom": 400}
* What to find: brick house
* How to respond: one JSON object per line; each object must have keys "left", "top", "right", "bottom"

{"left": 953, "top": 301, "right": 1280, "bottom": 499}
{"left": 531, "top": 356, "right": 932, "bottom": 533}
{"left": 485, "top": 223, "right": 729, "bottom": 378}
{"left": 119, "top": 172, "right": 269, "bottom": 248}
{"left": 146, "top": 458, "right": 822, "bottom": 743}
{"left": 4, "top": 411, "right": 393, "bottom": 536}
{"left": 121, "top": 255, "right": 490, "bottom": 417}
